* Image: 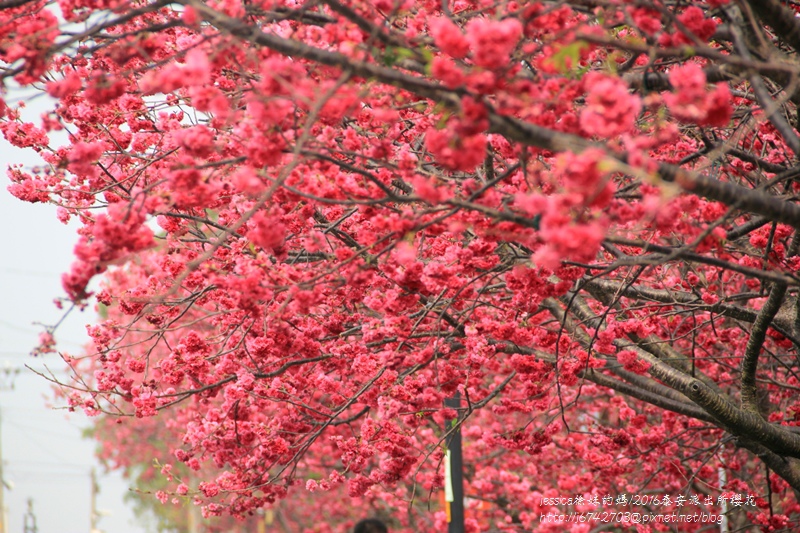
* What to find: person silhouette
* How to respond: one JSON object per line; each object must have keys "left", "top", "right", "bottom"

{"left": 354, "top": 518, "right": 388, "bottom": 533}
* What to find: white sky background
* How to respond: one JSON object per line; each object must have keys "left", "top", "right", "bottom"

{"left": 0, "top": 144, "right": 145, "bottom": 530}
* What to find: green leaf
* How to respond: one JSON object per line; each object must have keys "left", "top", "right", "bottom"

{"left": 544, "top": 41, "right": 590, "bottom": 76}
{"left": 204, "top": 208, "right": 219, "bottom": 223}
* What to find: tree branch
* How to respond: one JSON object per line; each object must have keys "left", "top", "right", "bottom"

{"left": 182, "top": 0, "right": 800, "bottom": 229}
{"left": 747, "top": 0, "right": 800, "bottom": 53}
{"left": 550, "top": 296, "right": 800, "bottom": 459}
{"left": 490, "top": 340, "right": 717, "bottom": 423}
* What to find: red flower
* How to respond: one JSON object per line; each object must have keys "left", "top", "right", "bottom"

{"left": 429, "top": 17, "right": 469, "bottom": 59}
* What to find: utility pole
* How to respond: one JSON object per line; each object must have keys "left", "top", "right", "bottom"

{"left": 0, "top": 364, "right": 20, "bottom": 533}
{"left": 186, "top": 499, "right": 200, "bottom": 533}
{"left": 0, "top": 408, "right": 4, "bottom": 533}
{"left": 444, "top": 393, "right": 464, "bottom": 533}
{"left": 22, "top": 499, "right": 36, "bottom": 533}
{"left": 90, "top": 468, "right": 100, "bottom": 533}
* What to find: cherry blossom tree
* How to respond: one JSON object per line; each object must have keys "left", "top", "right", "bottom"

{"left": 6, "top": 0, "right": 800, "bottom": 530}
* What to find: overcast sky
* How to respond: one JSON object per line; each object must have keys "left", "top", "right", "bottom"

{"left": 0, "top": 140, "right": 146, "bottom": 531}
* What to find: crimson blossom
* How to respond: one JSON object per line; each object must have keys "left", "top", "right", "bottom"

{"left": 7, "top": 0, "right": 800, "bottom": 531}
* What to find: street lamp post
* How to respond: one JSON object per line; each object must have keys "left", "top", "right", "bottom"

{"left": 444, "top": 393, "right": 464, "bottom": 533}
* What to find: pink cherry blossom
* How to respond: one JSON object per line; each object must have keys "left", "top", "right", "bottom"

{"left": 580, "top": 72, "right": 641, "bottom": 137}
{"left": 429, "top": 17, "right": 469, "bottom": 59}
{"left": 3, "top": 1, "right": 796, "bottom": 531}
{"left": 465, "top": 17, "right": 523, "bottom": 68}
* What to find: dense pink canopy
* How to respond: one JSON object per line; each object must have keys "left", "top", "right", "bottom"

{"left": 5, "top": 0, "right": 800, "bottom": 530}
